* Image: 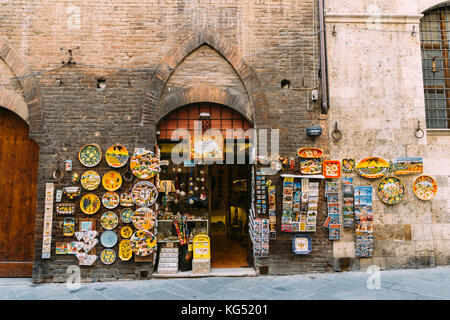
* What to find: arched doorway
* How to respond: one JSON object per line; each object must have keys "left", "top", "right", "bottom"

{"left": 156, "top": 103, "right": 254, "bottom": 269}
{"left": 0, "top": 107, "right": 39, "bottom": 277}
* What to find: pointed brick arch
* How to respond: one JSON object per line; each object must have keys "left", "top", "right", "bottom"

{"left": 140, "top": 28, "right": 270, "bottom": 135}
{"left": 0, "top": 37, "right": 43, "bottom": 134}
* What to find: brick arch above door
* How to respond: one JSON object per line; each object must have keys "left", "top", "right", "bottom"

{"left": 139, "top": 28, "right": 270, "bottom": 134}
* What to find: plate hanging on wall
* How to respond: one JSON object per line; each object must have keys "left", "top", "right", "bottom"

{"left": 120, "top": 226, "right": 133, "bottom": 239}
{"left": 119, "top": 192, "right": 134, "bottom": 207}
{"left": 79, "top": 144, "right": 102, "bottom": 167}
{"left": 102, "top": 191, "right": 120, "bottom": 209}
{"left": 100, "top": 248, "right": 116, "bottom": 265}
{"left": 102, "top": 171, "right": 122, "bottom": 191}
{"left": 300, "top": 159, "right": 322, "bottom": 175}
{"left": 120, "top": 208, "right": 134, "bottom": 223}
{"left": 132, "top": 207, "right": 156, "bottom": 230}
{"left": 323, "top": 160, "right": 341, "bottom": 178}
{"left": 130, "top": 149, "right": 160, "bottom": 180}
{"left": 297, "top": 148, "right": 323, "bottom": 158}
{"left": 81, "top": 171, "right": 101, "bottom": 191}
{"left": 130, "top": 230, "right": 156, "bottom": 256}
{"left": 355, "top": 157, "right": 390, "bottom": 179}
{"left": 100, "top": 211, "right": 119, "bottom": 230}
{"left": 105, "top": 144, "right": 129, "bottom": 168}
{"left": 119, "top": 239, "right": 133, "bottom": 261}
{"left": 100, "top": 230, "right": 118, "bottom": 248}
{"left": 377, "top": 176, "right": 405, "bottom": 205}
{"left": 131, "top": 181, "right": 158, "bottom": 207}
{"left": 80, "top": 194, "right": 101, "bottom": 215}
{"left": 413, "top": 175, "right": 438, "bottom": 201}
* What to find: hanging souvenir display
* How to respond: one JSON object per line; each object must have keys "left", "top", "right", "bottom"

{"left": 292, "top": 234, "right": 311, "bottom": 255}
{"left": 120, "top": 226, "right": 133, "bottom": 239}
{"left": 105, "top": 144, "right": 129, "bottom": 168}
{"left": 71, "top": 172, "right": 80, "bottom": 184}
{"left": 300, "top": 159, "right": 322, "bottom": 175}
{"left": 132, "top": 207, "right": 156, "bottom": 230}
{"left": 354, "top": 185, "right": 374, "bottom": 257}
{"left": 392, "top": 157, "right": 423, "bottom": 175}
{"left": 130, "top": 229, "right": 157, "bottom": 256}
{"left": 119, "top": 192, "right": 134, "bottom": 207}
{"left": 131, "top": 181, "right": 158, "bottom": 207}
{"left": 56, "top": 242, "right": 69, "bottom": 255}
{"left": 255, "top": 172, "right": 267, "bottom": 215}
{"left": 342, "top": 177, "right": 355, "bottom": 228}
{"left": 82, "top": 239, "right": 99, "bottom": 253}
{"left": 100, "top": 230, "right": 118, "bottom": 248}
{"left": 78, "top": 219, "right": 95, "bottom": 232}
{"left": 377, "top": 176, "right": 405, "bottom": 205}
{"left": 325, "top": 183, "right": 340, "bottom": 240}
{"left": 325, "top": 181, "right": 338, "bottom": 196}
{"left": 80, "top": 194, "right": 101, "bottom": 215}
{"left": 268, "top": 185, "right": 277, "bottom": 240}
{"left": 63, "top": 217, "right": 75, "bottom": 236}
{"left": 119, "top": 239, "right": 133, "bottom": 261}
{"left": 120, "top": 208, "right": 134, "bottom": 223}
{"left": 342, "top": 159, "right": 355, "bottom": 172}
{"left": 323, "top": 160, "right": 341, "bottom": 179}
{"left": 78, "top": 144, "right": 102, "bottom": 167}
{"left": 55, "top": 189, "right": 63, "bottom": 202}
{"left": 130, "top": 149, "right": 160, "bottom": 179}
{"left": 100, "top": 212, "right": 119, "bottom": 230}
{"left": 297, "top": 147, "right": 323, "bottom": 158}
{"left": 63, "top": 186, "right": 81, "bottom": 199}
{"left": 102, "top": 191, "right": 120, "bottom": 209}
{"left": 306, "top": 181, "right": 319, "bottom": 232}
{"left": 102, "top": 171, "right": 122, "bottom": 191}
{"left": 80, "top": 171, "right": 101, "bottom": 191}
{"left": 355, "top": 157, "right": 390, "bottom": 179}
{"left": 56, "top": 203, "right": 76, "bottom": 215}
{"left": 65, "top": 160, "right": 72, "bottom": 172}
{"left": 100, "top": 249, "right": 116, "bottom": 265}
{"left": 249, "top": 217, "right": 269, "bottom": 257}
{"left": 76, "top": 253, "right": 97, "bottom": 266}
{"left": 413, "top": 175, "right": 438, "bottom": 201}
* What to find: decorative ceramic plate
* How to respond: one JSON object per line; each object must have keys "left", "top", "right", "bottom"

{"left": 102, "top": 171, "right": 122, "bottom": 191}
{"left": 120, "top": 192, "right": 134, "bottom": 207}
{"left": 102, "top": 191, "right": 120, "bottom": 209}
{"left": 130, "top": 149, "right": 160, "bottom": 180}
{"left": 130, "top": 230, "right": 156, "bottom": 256}
{"left": 355, "top": 157, "right": 390, "bottom": 179}
{"left": 81, "top": 171, "right": 101, "bottom": 191}
{"left": 79, "top": 144, "right": 102, "bottom": 167}
{"left": 100, "top": 230, "right": 118, "bottom": 248}
{"left": 131, "top": 181, "right": 158, "bottom": 207}
{"left": 132, "top": 207, "right": 156, "bottom": 230}
{"left": 63, "top": 186, "right": 81, "bottom": 199}
{"left": 393, "top": 157, "right": 424, "bottom": 175}
{"left": 105, "top": 144, "right": 129, "bottom": 168}
{"left": 120, "top": 226, "right": 133, "bottom": 239}
{"left": 80, "top": 194, "right": 101, "bottom": 215}
{"left": 297, "top": 148, "right": 323, "bottom": 158}
{"left": 100, "top": 212, "right": 119, "bottom": 230}
{"left": 56, "top": 203, "right": 76, "bottom": 215}
{"left": 120, "top": 208, "right": 134, "bottom": 223}
{"left": 413, "top": 175, "right": 438, "bottom": 201}
{"left": 377, "top": 176, "right": 405, "bottom": 205}
{"left": 323, "top": 160, "right": 341, "bottom": 179}
{"left": 342, "top": 159, "right": 355, "bottom": 172}
{"left": 119, "top": 240, "right": 133, "bottom": 261}
{"left": 300, "top": 159, "right": 322, "bottom": 175}
{"left": 100, "top": 249, "right": 116, "bottom": 265}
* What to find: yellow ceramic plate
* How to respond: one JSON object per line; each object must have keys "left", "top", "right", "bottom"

{"left": 120, "top": 226, "right": 133, "bottom": 239}
{"left": 80, "top": 171, "right": 101, "bottom": 191}
{"left": 119, "top": 239, "right": 133, "bottom": 261}
{"left": 102, "top": 171, "right": 122, "bottom": 191}
{"left": 80, "top": 194, "right": 101, "bottom": 215}
{"left": 105, "top": 144, "right": 129, "bottom": 168}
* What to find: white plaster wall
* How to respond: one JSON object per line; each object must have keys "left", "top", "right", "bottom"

{"left": 326, "top": 0, "right": 450, "bottom": 269}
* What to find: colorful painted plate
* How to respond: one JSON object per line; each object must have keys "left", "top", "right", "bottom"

{"left": 120, "top": 208, "right": 134, "bottom": 223}
{"left": 355, "top": 157, "right": 390, "bottom": 179}
{"left": 102, "top": 191, "right": 120, "bottom": 209}
{"left": 100, "top": 249, "right": 116, "bottom": 265}
{"left": 300, "top": 159, "right": 322, "bottom": 175}
{"left": 79, "top": 144, "right": 102, "bottom": 167}
{"left": 131, "top": 181, "right": 158, "bottom": 207}
{"left": 297, "top": 148, "right": 323, "bottom": 158}
{"left": 377, "top": 176, "right": 405, "bottom": 205}
{"left": 342, "top": 159, "right": 355, "bottom": 172}
{"left": 413, "top": 175, "right": 438, "bottom": 201}
{"left": 120, "top": 192, "right": 134, "bottom": 207}
{"left": 100, "top": 212, "right": 119, "bottom": 230}
{"left": 105, "top": 144, "right": 129, "bottom": 168}
{"left": 100, "top": 230, "right": 118, "bottom": 248}
{"left": 81, "top": 171, "right": 101, "bottom": 191}
{"left": 102, "top": 171, "right": 122, "bottom": 191}
{"left": 130, "top": 149, "right": 160, "bottom": 180}
{"left": 393, "top": 157, "right": 424, "bottom": 175}
{"left": 119, "top": 239, "right": 133, "bottom": 261}
{"left": 323, "top": 160, "right": 341, "bottom": 179}
{"left": 120, "top": 226, "right": 133, "bottom": 239}
{"left": 132, "top": 207, "right": 156, "bottom": 230}
{"left": 80, "top": 194, "right": 101, "bottom": 215}
{"left": 130, "top": 230, "right": 156, "bottom": 256}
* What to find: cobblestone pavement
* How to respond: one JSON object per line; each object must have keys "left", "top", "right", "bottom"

{"left": 1, "top": 267, "right": 449, "bottom": 300}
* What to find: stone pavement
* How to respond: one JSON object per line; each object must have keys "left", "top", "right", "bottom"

{"left": 1, "top": 267, "right": 450, "bottom": 300}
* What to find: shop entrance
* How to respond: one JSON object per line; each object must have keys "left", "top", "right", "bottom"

{"left": 157, "top": 102, "right": 253, "bottom": 271}
{"left": 0, "top": 107, "right": 39, "bottom": 277}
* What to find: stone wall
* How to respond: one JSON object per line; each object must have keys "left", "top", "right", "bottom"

{"left": 325, "top": 0, "right": 450, "bottom": 271}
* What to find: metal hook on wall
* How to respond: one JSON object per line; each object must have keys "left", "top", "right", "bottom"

{"left": 332, "top": 25, "right": 337, "bottom": 37}
{"left": 331, "top": 122, "right": 342, "bottom": 142}
{"left": 415, "top": 121, "right": 425, "bottom": 139}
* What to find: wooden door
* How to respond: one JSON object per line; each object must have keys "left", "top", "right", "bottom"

{"left": 0, "top": 107, "right": 39, "bottom": 277}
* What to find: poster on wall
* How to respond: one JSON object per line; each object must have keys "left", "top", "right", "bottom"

{"left": 392, "top": 157, "right": 423, "bottom": 175}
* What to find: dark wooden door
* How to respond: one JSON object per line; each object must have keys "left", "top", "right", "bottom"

{"left": 0, "top": 107, "right": 39, "bottom": 277}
